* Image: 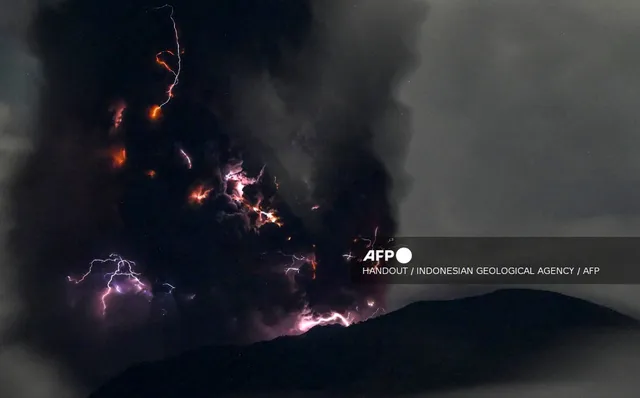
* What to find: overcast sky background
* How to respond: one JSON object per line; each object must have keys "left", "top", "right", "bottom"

{"left": 389, "top": 0, "right": 640, "bottom": 315}
{"left": 3, "top": 0, "right": 640, "bottom": 397}
{"left": 400, "top": 0, "right": 640, "bottom": 237}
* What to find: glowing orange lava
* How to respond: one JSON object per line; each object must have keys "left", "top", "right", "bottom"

{"left": 311, "top": 258, "right": 317, "bottom": 279}
{"left": 149, "top": 105, "right": 162, "bottom": 120}
{"left": 111, "top": 147, "right": 126, "bottom": 168}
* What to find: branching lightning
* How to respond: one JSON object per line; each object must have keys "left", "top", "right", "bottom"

{"left": 295, "top": 307, "right": 355, "bottom": 333}
{"left": 83, "top": 4, "right": 389, "bottom": 336}
{"left": 149, "top": 4, "right": 182, "bottom": 120}
{"left": 343, "top": 226, "right": 384, "bottom": 266}
{"left": 67, "top": 253, "right": 152, "bottom": 315}
{"left": 275, "top": 251, "right": 317, "bottom": 280}
{"left": 223, "top": 164, "right": 282, "bottom": 229}
{"left": 162, "top": 283, "right": 176, "bottom": 293}
{"left": 292, "top": 301, "right": 385, "bottom": 334}
{"left": 189, "top": 184, "right": 213, "bottom": 204}
{"left": 359, "top": 226, "right": 379, "bottom": 248}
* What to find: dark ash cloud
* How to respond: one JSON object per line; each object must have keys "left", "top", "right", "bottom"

{"left": 4, "top": 0, "right": 426, "bottom": 394}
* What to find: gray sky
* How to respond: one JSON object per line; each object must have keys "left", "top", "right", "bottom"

{"left": 389, "top": 0, "right": 640, "bottom": 312}
{"left": 399, "top": 0, "right": 640, "bottom": 236}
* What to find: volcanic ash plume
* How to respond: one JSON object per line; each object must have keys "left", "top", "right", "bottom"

{"left": 6, "top": 0, "right": 427, "bottom": 390}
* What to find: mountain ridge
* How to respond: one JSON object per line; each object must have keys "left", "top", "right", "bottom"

{"left": 88, "top": 288, "right": 638, "bottom": 397}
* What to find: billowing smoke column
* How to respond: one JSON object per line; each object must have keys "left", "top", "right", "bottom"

{"left": 8, "top": 0, "right": 425, "bottom": 388}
